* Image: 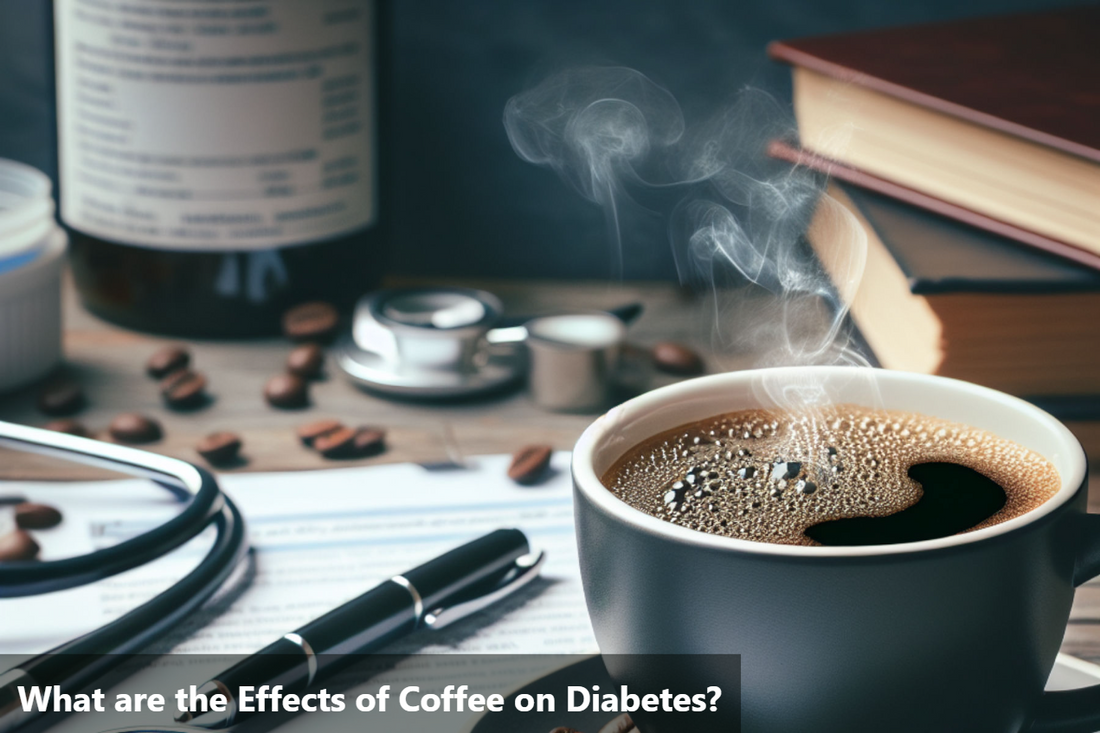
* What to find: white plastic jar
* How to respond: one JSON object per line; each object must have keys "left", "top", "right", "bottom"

{"left": 0, "top": 159, "right": 65, "bottom": 392}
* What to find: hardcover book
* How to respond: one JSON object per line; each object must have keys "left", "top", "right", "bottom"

{"left": 770, "top": 8, "right": 1100, "bottom": 263}
{"left": 808, "top": 183, "right": 1100, "bottom": 397}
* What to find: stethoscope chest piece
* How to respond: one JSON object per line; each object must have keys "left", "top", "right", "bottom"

{"left": 335, "top": 288, "right": 526, "bottom": 399}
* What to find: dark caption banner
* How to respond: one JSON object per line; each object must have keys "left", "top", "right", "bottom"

{"left": 0, "top": 654, "right": 741, "bottom": 733}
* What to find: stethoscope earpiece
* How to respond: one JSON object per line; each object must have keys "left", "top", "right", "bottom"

{"left": 336, "top": 287, "right": 641, "bottom": 408}
{"left": 337, "top": 288, "right": 526, "bottom": 399}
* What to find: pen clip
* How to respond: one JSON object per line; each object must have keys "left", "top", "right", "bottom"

{"left": 422, "top": 550, "right": 546, "bottom": 630}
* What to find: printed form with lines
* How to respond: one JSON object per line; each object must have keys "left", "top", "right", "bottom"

{"left": 1, "top": 453, "right": 597, "bottom": 656}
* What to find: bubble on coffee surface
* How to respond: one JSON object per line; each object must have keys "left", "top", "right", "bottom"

{"left": 601, "top": 405, "right": 1061, "bottom": 546}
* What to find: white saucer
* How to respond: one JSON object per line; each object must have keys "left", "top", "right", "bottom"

{"left": 334, "top": 336, "right": 526, "bottom": 399}
{"left": 1049, "top": 653, "right": 1100, "bottom": 691}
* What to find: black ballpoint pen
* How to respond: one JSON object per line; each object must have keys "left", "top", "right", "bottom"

{"left": 176, "top": 528, "right": 545, "bottom": 729}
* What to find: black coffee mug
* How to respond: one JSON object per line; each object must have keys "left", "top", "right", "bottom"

{"left": 572, "top": 367, "right": 1098, "bottom": 733}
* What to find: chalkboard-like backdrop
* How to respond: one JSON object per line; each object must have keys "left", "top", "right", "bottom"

{"left": 0, "top": 0, "right": 1072, "bottom": 281}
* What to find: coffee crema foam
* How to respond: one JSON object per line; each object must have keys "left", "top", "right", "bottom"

{"left": 601, "top": 405, "right": 1061, "bottom": 546}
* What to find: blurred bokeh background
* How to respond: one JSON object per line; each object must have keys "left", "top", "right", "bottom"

{"left": 0, "top": 0, "right": 1072, "bottom": 281}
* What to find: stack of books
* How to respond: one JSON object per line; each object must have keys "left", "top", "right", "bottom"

{"left": 768, "top": 7, "right": 1100, "bottom": 454}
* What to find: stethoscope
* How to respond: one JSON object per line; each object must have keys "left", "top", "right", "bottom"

{"left": 0, "top": 421, "right": 249, "bottom": 732}
{"left": 335, "top": 287, "right": 641, "bottom": 403}
{"left": 0, "top": 289, "right": 635, "bottom": 733}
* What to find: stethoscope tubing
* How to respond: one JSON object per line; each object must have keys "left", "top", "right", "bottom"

{"left": 0, "top": 422, "right": 226, "bottom": 598}
{"left": 99, "top": 728, "right": 237, "bottom": 733}
{"left": 21, "top": 494, "right": 247, "bottom": 689}
{"left": 0, "top": 420, "right": 250, "bottom": 727}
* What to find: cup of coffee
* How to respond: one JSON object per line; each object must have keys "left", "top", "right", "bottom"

{"left": 571, "top": 366, "right": 1097, "bottom": 733}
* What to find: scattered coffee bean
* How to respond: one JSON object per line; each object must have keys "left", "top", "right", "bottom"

{"left": 314, "top": 426, "right": 358, "bottom": 458}
{"left": 297, "top": 418, "right": 344, "bottom": 446}
{"left": 598, "top": 714, "right": 637, "bottom": 733}
{"left": 283, "top": 302, "right": 339, "bottom": 342}
{"left": 311, "top": 426, "right": 387, "bottom": 459}
{"left": 508, "top": 444, "right": 553, "bottom": 484}
{"left": 287, "top": 343, "right": 325, "bottom": 379}
{"left": 159, "top": 369, "right": 191, "bottom": 391}
{"left": 108, "top": 413, "right": 163, "bottom": 444}
{"left": 37, "top": 378, "right": 85, "bottom": 416}
{"left": 352, "top": 427, "right": 387, "bottom": 457}
{"left": 146, "top": 345, "right": 190, "bottom": 378}
{"left": 160, "top": 369, "right": 208, "bottom": 409}
{"left": 14, "top": 503, "right": 62, "bottom": 530}
{"left": 44, "top": 418, "right": 90, "bottom": 437}
{"left": 196, "top": 432, "right": 243, "bottom": 466}
{"left": 650, "top": 341, "right": 704, "bottom": 375}
{"left": 0, "top": 530, "right": 39, "bottom": 562}
{"left": 264, "top": 373, "right": 309, "bottom": 409}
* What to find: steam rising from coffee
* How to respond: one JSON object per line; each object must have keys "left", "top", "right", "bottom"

{"left": 504, "top": 67, "right": 872, "bottom": 410}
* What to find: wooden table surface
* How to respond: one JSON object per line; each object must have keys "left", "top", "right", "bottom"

{"left": 0, "top": 275, "right": 734, "bottom": 475}
{"left": 3, "top": 274, "right": 1100, "bottom": 663}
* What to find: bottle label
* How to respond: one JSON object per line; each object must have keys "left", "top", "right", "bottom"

{"left": 55, "top": 0, "right": 376, "bottom": 251}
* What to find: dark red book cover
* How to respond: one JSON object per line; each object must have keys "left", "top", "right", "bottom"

{"left": 768, "top": 139, "right": 1100, "bottom": 273}
{"left": 767, "top": 6, "right": 1100, "bottom": 163}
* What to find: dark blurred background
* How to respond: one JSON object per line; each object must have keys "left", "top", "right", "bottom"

{"left": 0, "top": 0, "right": 1074, "bottom": 281}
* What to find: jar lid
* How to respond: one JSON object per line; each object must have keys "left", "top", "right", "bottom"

{"left": 0, "top": 159, "right": 64, "bottom": 393}
{"left": 0, "top": 159, "right": 55, "bottom": 261}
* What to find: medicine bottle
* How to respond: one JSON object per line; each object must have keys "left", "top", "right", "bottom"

{"left": 54, "top": 0, "right": 389, "bottom": 336}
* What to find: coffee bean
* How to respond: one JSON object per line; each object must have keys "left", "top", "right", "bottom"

{"left": 650, "top": 341, "right": 704, "bottom": 375}
{"left": 108, "top": 413, "right": 163, "bottom": 444}
{"left": 313, "top": 426, "right": 387, "bottom": 459}
{"left": 264, "top": 373, "right": 309, "bottom": 409}
{"left": 508, "top": 444, "right": 553, "bottom": 484}
{"left": 297, "top": 418, "right": 344, "bottom": 446}
{"left": 196, "top": 432, "right": 243, "bottom": 466}
{"left": 549, "top": 728, "right": 583, "bottom": 733}
{"left": 314, "top": 426, "right": 358, "bottom": 458}
{"left": 146, "top": 345, "right": 190, "bottom": 378}
{"left": 287, "top": 343, "right": 325, "bottom": 379}
{"left": 159, "top": 369, "right": 189, "bottom": 391}
{"left": 44, "top": 418, "right": 90, "bottom": 437}
{"left": 283, "top": 302, "right": 339, "bottom": 342}
{"left": 352, "top": 427, "right": 386, "bottom": 457}
{"left": 598, "top": 714, "right": 636, "bottom": 733}
{"left": 37, "top": 378, "right": 85, "bottom": 416}
{"left": 0, "top": 530, "right": 39, "bottom": 561}
{"left": 160, "top": 369, "right": 208, "bottom": 409}
{"left": 14, "top": 503, "right": 62, "bottom": 530}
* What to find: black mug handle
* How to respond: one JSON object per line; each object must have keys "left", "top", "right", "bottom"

{"left": 1030, "top": 514, "right": 1100, "bottom": 732}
